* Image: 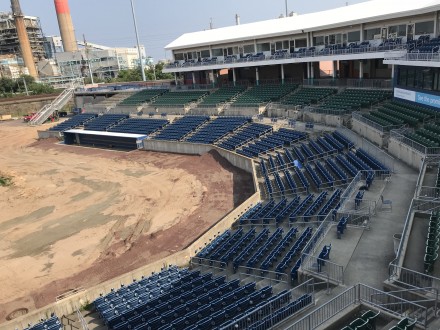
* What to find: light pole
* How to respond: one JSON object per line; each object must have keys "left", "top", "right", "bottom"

{"left": 130, "top": 0, "right": 146, "bottom": 81}
{"left": 285, "top": 0, "right": 288, "bottom": 17}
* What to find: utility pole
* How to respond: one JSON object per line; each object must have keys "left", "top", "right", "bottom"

{"left": 22, "top": 77, "right": 29, "bottom": 96}
{"left": 130, "top": 0, "right": 146, "bottom": 81}
{"left": 83, "top": 34, "right": 94, "bottom": 84}
{"left": 285, "top": 0, "right": 288, "bottom": 17}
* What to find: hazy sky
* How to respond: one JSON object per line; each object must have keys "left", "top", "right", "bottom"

{"left": 14, "top": 0, "right": 368, "bottom": 61}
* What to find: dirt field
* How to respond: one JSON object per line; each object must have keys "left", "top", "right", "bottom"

{"left": 0, "top": 120, "right": 254, "bottom": 322}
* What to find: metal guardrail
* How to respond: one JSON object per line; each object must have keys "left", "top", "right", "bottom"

{"left": 219, "top": 278, "right": 315, "bottom": 330}
{"left": 385, "top": 52, "right": 440, "bottom": 62}
{"left": 76, "top": 309, "right": 89, "bottom": 330}
{"left": 302, "top": 78, "right": 393, "bottom": 89}
{"left": 301, "top": 252, "right": 344, "bottom": 285}
{"left": 352, "top": 111, "right": 401, "bottom": 133}
{"left": 285, "top": 283, "right": 428, "bottom": 330}
{"left": 389, "top": 264, "right": 440, "bottom": 296}
{"left": 390, "top": 128, "right": 440, "bottom": 156}
{"left": 166, "top": 44, "right": 407, "bottom": 70}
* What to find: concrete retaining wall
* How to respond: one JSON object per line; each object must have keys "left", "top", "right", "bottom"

{"left": 352, "top": 119, "right": 385, "bottom": 148}
{"left": 302, "top": 112, "right": 344, "bottom": 127}
{"left": 224, "top": 107, "right": 261, "bottom": 117}
{"left": 388, "top": 138, "right": 425, "bottom": 170}
{"left": 37, "top": 130, "right": 62, "bottom": 139}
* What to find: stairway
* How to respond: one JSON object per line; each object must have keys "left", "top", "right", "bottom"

{"left": 29, "top": 79, "right": 83, "bottom": 126}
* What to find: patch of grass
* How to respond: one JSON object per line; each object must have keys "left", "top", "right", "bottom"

{"left": 0, "top": 175, "right": 12, "bottom": 187}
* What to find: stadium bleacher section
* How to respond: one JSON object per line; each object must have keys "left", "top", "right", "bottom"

{"left": 231, "top": 83, "right": 298, "bottom": 107}
{"left": 216, "top": 123, "right": 272, "bottom": 150}
{"left": 23, "top": 316, "right": 62, "bottom": 330}
{"left": 152, "top": 116, "right": 209, "bottom": 141}
{"left": 83, "top": 114, "right": 129, "bottom": 131}
{"left": 94, "top": 265, "right": 313, "bottom": 330}
{"left": 197, "top": 85, "right": 246, "bottom": 107}
{"left": 184, "top": 116, "right": 250, "bottom": 144}
{"left": 118, "top": 89, "right": 169, "bottom": 106}
{"left": 281, "top": 87, "right": 337, "bottom": 107}
{"left": 108, "top": 118, "right": 169, "bottom": 135}
{"left": 151, "top": 91, "right": 208, "bottom": 108}
{"left": 49, "top": 113, "right": 98, "bottom": 132}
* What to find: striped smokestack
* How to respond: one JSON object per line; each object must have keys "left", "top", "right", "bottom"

{"left": 11, "top": 0, "right": 38, "bottom": 78}
{"left": 54, "top": 0, "right": 77, "bottom": 52}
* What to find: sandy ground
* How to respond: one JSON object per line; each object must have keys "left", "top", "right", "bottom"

{"left": 0, "top": 120, "right": 253, "bottom": 322}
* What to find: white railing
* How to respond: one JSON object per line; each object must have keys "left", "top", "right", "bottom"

{"left": 385, "top": 52, "right": 440, "bottom": 62}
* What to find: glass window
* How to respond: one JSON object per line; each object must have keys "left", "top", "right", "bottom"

{"left": 336, "top": 34, "right": 342, "bottom": 44}
{"left": 329, "top": 34, "right": 337, "bottom": 44}
{"left": 364, "top": 28, "right": 381, "bottom": 40}
{"left": 398, "top": 68, "right": 407, "bottom": 86}
{"left": 388, "top": 24, "right": 406, "bottom": 38}
{"left": 174, "top": 53, "right": 184, "bottom": 61}
{"left": 256, "top": 42, "right": 270, "bottom": 52}
{"left": 415, "top": 21, "right": 434, "bottom": 35}
{"left": 275, "top": 41, "right": 283, "bottom": 50}
{"left": 211, "top": 48, "right": 222, "bottom": 56}
{"left": 347, "top": 31, "right": 360, "bottom": 42}
{"left": 295, "top": 38, "right": 307, "bottom": 48}
{"left": 200, "top": 50, "right": 210, "bottom": 58}
{"left": 243, "top": 44, "right": 255, "bottom": 53}
{"left": 313, "top": 36, "right": 324, "bottom": 46}
{"left": 407, "top": 69, "right": 415, "bottom": 88}
{"left": 283, "top": 40, "right": 289, "bottom": 49}
{"left": 423, "top": 69, "right": 433, "bottom": 90}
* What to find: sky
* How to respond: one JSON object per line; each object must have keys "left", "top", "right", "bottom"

{"left": 14, "top": 0, "right": 368, "bottom": 62}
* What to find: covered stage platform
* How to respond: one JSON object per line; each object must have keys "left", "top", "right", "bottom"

{"left": 63, "top": 129, "right": 147, "bottom": 150}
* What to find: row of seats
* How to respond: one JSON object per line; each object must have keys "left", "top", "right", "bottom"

{"left": 119, "top": 89, "right": 168, "bottom": 106}
{"left": 184, "top": 117, "right": 250, "bottom": 144}
{"left": 237, "top": 128, "right": 307, "bottom": 158}
{"left": 317, "top": 189, "right": 342, "bottom": 221}
{"left": 23, "top": 315, "right": 62, "bottom": 330}
{"left": 84, "top": 114, "right": 129, "bottom": 131}
{"left": 232, "top": 83, "right": 298, "bottom": 107}
{"left": 424, "top": 212, "right": 440, "bottom": 274}
{"left": 217, "top": 123, "right": 272, "bottom": 150}
{"left": 337, "top": 216, "right": 349, "bottom": 237}
{"left": 280, "top": 87, "right": 337, "bottom": 106}
{"left": 153, "top": 116, "right": 209, "bottom": 141}
{"left": 275, "top": 227, "right": 312, "bottom": 275}
{"left": 318, "top": 89, "right": 392, "bottom": 113}
{"left": 151, "top": 91, "right": 208, "bottom": 107}
{"left": 389, "top": 317, "right": 417, "bottom": 330}
{"left": 49, "top": 113, "right": 98, "bottom": 132}
{"left": 341, "top": 310, "right": 380, "bottom": 330}
{"left": 108, "top": 118, "right": 169, "bottom": 135}
{"left": 197, "top": 85, "right": 246, "bottom": 106}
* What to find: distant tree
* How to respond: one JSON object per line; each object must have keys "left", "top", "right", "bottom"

{"left": 116, "top": 69, "right": 142, "bottom": 82}
{"left": 29, "top": 82, "right": 55, "bottom": 95}
{"left": 145, "top": 62, "right": 173, "bottom": 80}
{"left": 0, "top": 77, "right": 15, "bottom": 95}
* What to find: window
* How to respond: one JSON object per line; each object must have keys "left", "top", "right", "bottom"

{"left": 174, "top": 53, "right": 184, "bottom": 61}
{"left": 283, "top": 40, "right": 289, "bottom": 49}
{"left": 211, "top": 48, "right": 222, "bottom": 56}
{"left": 243, "top": 44, "right": 255, "bottom": 53}
{"left": 295, "top": 38, "right": 307, "bottom": 48}
{"left": 364, "top": 28, "right": 381, "bottom": 40}
{"left": 423, "top": 69, "right": 433, "bottom": 90}
{"left": 256, "top": 42, "right": 270, "bottom": 52}
{"left": 347, "top": 31, "right": 360, "bottom": 43}
{"left": 388, "top": 24, "right": 406, "bottom": 37}
{"left": 415, "top": 21, "right": 434, "bottom": 35}
{"left": 200, "top": 50, "right": 210, "bottom": 58}
{"left": 313, "top": 36, "right": 324, "bottom": 46}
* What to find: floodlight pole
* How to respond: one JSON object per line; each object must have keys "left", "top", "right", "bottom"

{"left": 285, "top": 0, "right": 288, "bottom": 17}
{"left": 130, "top": 0, "right": 146, "bottom": 81}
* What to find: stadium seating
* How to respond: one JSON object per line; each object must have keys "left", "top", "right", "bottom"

{"left": 118, "top": 89, "right": 168, "bottom": 106}
{"left": 152, "top": 116, "right": 209, "bottom": 141}
{"left": 108, "top": 118, "right": 168, "bottom": 135}
{"left": 318, "top": 89, "right": 392, "bottom": 113}
{"left": 232, "top": 83, "right": 298, "bottom": 107}
{"left": 217, "top": 123, "right": 272, "bottom": 150}
{"left": 184, "top": 116, "right": 250, "bottom": 144}
{"left": 49, "top": 113, "right": 98, "bottom": 132}
{"left": 341, "top": 310, "right": 381, "bottom": 330}
{"left": 151, "top": 91, "right": 208, "bottom": 107}
{"left": 424, "top": 211, "right": 440, "bottom": 273}
{"left": 237, "top": 128, "right": 307, "bottom": 157}
{"left": 84, "top": 114, "right": 129, "bottom": 131}
{"left": 281, "top": 87, "right": 337, "bottom": 106}
{"left": 197, "top": 85, "right": 246, "bottom": 107}
{"left": 23, "top": 315, "right": 62, "bottom": 330}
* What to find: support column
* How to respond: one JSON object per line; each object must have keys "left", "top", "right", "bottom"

{"left": 232, "top": 68, "right": 236, "bottom": 86}
{"left": 192, "top": 72, "right": 196, "bottom": 85}
{"left": 256, "top": 67, "right": 260, "bottom": 86}
{"left": 211, "top": 70, "right": 216, "bottom": 87}
{"left": 307, "top": 62, "right": 311, "bottom": 79}
{"left": 174, "top": 73, "right": 177, "bottom": 85}
{"left": 333, "top": 61, "right": 337, "bottom": 79}
{"left": 359, "top": 61, "right": 364, "bottom": 79}
{"left": 391, "top": 64, "right": 395, "bottom": 80}
{"left": 281, "top": 64, "right": 285, "bottom": 84}
{"left": 310, "top": 62, "right": 314, "bottom": 79}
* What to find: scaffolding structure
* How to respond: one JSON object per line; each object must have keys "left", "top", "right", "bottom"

{"left": 0, "top": 12, "right": 46, "bottom": 62}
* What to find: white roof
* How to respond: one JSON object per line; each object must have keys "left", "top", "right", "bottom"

{"left": 166, "top": 0, "right": 440, "bottom": 50}
{"left": 64, "top": 129, "right": 147, "bottom": 139}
